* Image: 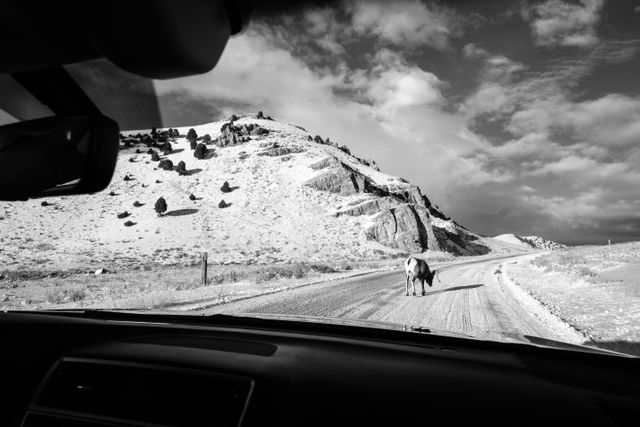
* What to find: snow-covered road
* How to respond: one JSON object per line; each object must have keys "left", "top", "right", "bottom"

{"left": 203, "top": 253, "right": 583, "bottom": 343}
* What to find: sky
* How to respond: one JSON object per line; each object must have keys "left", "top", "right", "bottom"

{"left": 155, "top": 0, "right": 640, "bottom": 245}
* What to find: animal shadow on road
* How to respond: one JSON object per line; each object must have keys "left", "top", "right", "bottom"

{"left": 164, "top": 208, "right": 199, "bottom": 217}
{"left": 423, "top": 284, "right": 484, "bottom": 296}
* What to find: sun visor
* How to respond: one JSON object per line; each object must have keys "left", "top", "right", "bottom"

{"left": 0, "top": 0, "right": 251, "bottom": 79}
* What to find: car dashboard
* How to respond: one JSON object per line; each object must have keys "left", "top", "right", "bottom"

{"left": 1, "top": 311, "right": 640, "bottom": 427}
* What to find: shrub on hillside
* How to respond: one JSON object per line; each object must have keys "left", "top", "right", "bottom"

{"left": 160, "top": 142, "right": 172, "bottom": 154}
{"left": 41, "top": 201, "right": 49, "bottom": 206}
{"left": 202, "top": 134, "right": 211, "bottom": 143}
{"left": 147, "top": 148, "right": 155, "bottom": 155}
{"left": 176, "top": 161, "right": 186, "bottom": 174}
{"left": 151, "top": 152, "right": 160, "bottom": 161}
{"left": 155, "top": 197, "right": 167, "bottom": 216}
{"left": 133, "top": 201, "right": 143, "bottom": 207}
{"left": 117, "top": 211, "right": 130, "bottom": 219}
{"left": 314, "top": 135, "right": 323, "bottom": 144}
{"left": 220, "top": 181, "right": 231, "bottom": 193}
{"left": 158, "top": 159, "right": 173, "bottom": 170}
{"left": 194, "top": 143, "right": 208, "bottom": 159}
{"left": 124, "top": 220, "right": 135, "bottom": 227}
{"left": 186, "top": 128, "right": 198, "bottom": 142}
{"left": 189, "top": 194, "right": 196, "bottom": 201}
{"left": 218, "top": 199, "right": 229, "bottom": 208}
{"left": 257, "top": 110, "right": 264, "bottom": 119}
{"left": 230, "top": 114, "right": 239, "bottom": 121}
{"left": 190, "top": 140, "right": 197, "bottom": 150}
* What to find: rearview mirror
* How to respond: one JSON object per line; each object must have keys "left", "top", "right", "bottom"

{"left": 0, "top": 115, "right": 119, "bottom": 200}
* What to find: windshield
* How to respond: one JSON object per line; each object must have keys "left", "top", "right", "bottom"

{"left": 2, "top": 0, "right": 640, "bottom": 357}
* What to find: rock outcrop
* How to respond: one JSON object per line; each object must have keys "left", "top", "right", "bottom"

{"left": 215, "top": 122, "right": 270, "bottom": 147}
{"left": 305, "top": 156, "right": 489, "bottom": 255}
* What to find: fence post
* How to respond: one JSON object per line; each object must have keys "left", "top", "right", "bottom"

{"left": 201, "top": 252, "right": 208, "bottom": 285}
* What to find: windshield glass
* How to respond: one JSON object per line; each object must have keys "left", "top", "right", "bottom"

{"left": 2, "top": 0, "right": 640, "bottom": 357}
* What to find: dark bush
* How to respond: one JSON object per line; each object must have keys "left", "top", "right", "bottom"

{"left": 155, "top": 179, "right": 161, "bottom": 184}
{"left": 176, "top": 161, "right": 186, "bottom": 173}
{"left": 117, "top": 211, "right": 130, "bottom": 219}
{"left": 108, "top": 191, "right": 116, "bottom": 196}
{"left": 189, "top": 194, "right": 196, "bottom": 201}
{"left": 151, "top": 152, "right": 160, "bottom": 161}
{"left": 202, "top": 134, "right": 211, "bottom": 143}
{"left": 230, "top": 114, "right": 239, "bottom": 121}
{"left": 155, "top": 197, "right": 167, "bottom": 216}
{"left": 151, "top": 127, "right": 157, "bottom": 136}
{"left": 159, "top": 159, "right": 173, "bottom": 170}
{"left": 257, "top": 111, "right": 264, "bottom": 119}
{"left": 173, "top": 128, "right": 180, "bottom": 137}
{"left": 41, "top": 201, "right": 49, "bottom": 206}
{"left": 135, "top": 148, "right": 141, "bottom": 154}
{"left": 147, "top": 148, "right": 155, "bottom": 155}
{"left": 186, "top": 128, "right": 198, "bottom": 142}
{"left": 159, "top": 142, "right": 172, "bottom": 153}
{"left": 314, "top": 135, "right": 323, "bottom": 144}
{"left": 123, "top": 174, "right": 132, "bottom": 181}
{"left": 194, "top": 143, "right": 208, "bottom": 159}
{"left": 218, "top": 199, "right": 229, "bottom": 208}
{"left": 124, "top": 221, "right": 135, "bottom": 227}
{"left": 221, "top": 181, "right": 231, "bottom": 193}
{"left": 133, "top": 201, "right": 143, "bottom": 207}
{"left": 128, "top": 157, "right": 135, "bottom": 163}
{"left": 190, "top": 140, "right": 197, "bottom": 150}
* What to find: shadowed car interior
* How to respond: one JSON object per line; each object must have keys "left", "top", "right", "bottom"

{"left": 1, "top": 1, "right": 640, "bottom": 426}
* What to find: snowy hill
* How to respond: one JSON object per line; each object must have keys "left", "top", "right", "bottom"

{"left": 494, "top": 234, "right": 566, "bottom": 251}
{"left": 1, "top": 113, "right": 510, "bottom": 271}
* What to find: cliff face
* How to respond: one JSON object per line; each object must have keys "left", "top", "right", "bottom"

{"left": 305, "top": 157, "right": 490, "bottom": 256}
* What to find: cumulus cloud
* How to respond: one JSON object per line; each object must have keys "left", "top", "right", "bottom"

{"left": 346, "top": 0, "right": 463, "bottom": 50}
{"left": 155, "top": 1, "right": 640, "bottom": 244}
{"left": 522, "top": 0, "right": 604, "bottom": 48}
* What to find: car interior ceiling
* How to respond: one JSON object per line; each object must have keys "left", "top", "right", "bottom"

{"left": 1, "top": 1, "right": 639, "bottom": 427}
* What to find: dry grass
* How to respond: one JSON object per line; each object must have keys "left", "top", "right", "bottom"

{"left": 0, "top": 260, "right": 393, "bottom": 311}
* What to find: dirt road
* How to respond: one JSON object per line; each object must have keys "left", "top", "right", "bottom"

{"left": 203, "top": 253, "right": 581, "bottom": 342}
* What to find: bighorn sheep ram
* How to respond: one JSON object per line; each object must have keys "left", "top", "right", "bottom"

{"left": 404, "top": 257, "right": 440, "bottom": 296}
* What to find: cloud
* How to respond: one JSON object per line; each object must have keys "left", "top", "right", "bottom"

{"left": 522, "top": 0, "right": 604, "bottom": 48}
{"left": 346, "top": 0, "right": 463, "bottom": 50}
{"left": 154, "top": 2, "right": 640, "bottom": 245}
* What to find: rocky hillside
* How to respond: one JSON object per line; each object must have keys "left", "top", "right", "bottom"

{"left": 494, "top": 234, "right": 566, "bottom": 251}
{"left": 1, "top": 113, "right": 503, "bottom": 271}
